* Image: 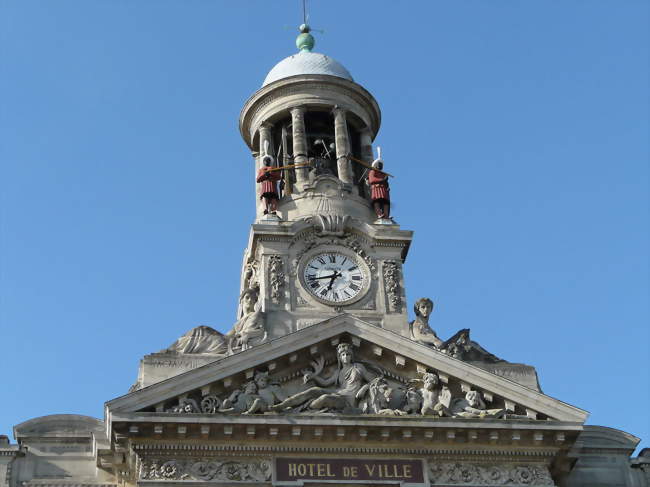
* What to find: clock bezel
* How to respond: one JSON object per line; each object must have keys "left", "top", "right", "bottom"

{"left": 298, "top": 246, "right": 371, "bottom": 306}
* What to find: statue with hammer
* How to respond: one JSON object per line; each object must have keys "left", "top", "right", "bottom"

{"left": 256, "top": 142, "right": 282, "bottom": 215}
{"left": 368, "top": 147, "right": 391, "bottom": 220}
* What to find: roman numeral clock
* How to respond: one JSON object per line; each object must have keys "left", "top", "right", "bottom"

{"left": 301, "top": 251, "right": 368, "bottom": 304}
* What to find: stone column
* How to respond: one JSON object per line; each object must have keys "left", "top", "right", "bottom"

{"left": 333, "top": 106, "right": 353, "bottom": 184}
{"left": 360, "top": 129, "right": 374, "bottom": 163}
{"left": 290, "top": 106, "right": 308, "bottom": 187}
{"left": 359, "top": 129, "right": 374, "bottom": 199}
{"left": 258, "top": 123, "right": 273, "bottom": 162}
{"left": 256, "top": 123, "right": 274, "bottom": 217}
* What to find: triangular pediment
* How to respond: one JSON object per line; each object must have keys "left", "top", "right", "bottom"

{"left": 106, "top": 315, "right": 587, "bottom": 424}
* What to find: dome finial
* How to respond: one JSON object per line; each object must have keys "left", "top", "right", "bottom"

{"left": 296, "top": 24, "right": 315, "bottom": 52}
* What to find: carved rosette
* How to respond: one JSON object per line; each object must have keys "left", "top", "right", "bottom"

{"left": 140, "top": 458, "right": 272, "bottom": 482}
{"left": 268, "top": 255, "right": 285, "bottom": 304}
{"left": 427, "top": 462, "right": 553, "bottom": 485}
{"left": 383, "top": 260, "right": 402, "bottom": 313}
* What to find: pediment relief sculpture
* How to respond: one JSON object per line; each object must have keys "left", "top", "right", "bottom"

{"left": 156, "top": 339, "right": 547, "bottom": 421}
{"left": 197, "top": 370, "right": 287, "bottom": 415}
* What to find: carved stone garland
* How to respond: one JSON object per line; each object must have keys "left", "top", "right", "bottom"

{"left": 140, "top": 458, "right": 272, "bottom": 482}
{"left": 268, "top": 255, "right": 285, "bottom": 304}
{"left": 383, "top": 260, "right": 402, "bottom": 313}
{"left": 428, "top": 462, "right": 554, "bottom": 486}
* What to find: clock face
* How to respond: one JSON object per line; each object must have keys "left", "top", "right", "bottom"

{"left": 302, "top": 252, "right": 366, "bottom": 304}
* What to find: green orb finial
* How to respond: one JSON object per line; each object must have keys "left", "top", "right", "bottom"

{"left": 296, "top": 24, "right": 314, "bottom": 52}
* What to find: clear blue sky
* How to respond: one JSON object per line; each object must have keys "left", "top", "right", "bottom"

{"left": 1, "top": 1, "right": 648, "bottom": 452}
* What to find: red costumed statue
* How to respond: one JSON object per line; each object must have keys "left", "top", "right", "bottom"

{"left": 257, "top": 155, "right": 282, "bottom": 215}
{"left": 368, "top": 154, "right": 390, "bottom": 219}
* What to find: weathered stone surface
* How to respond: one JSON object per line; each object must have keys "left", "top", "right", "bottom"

{"left": 566, "top": 426, "right": 644, "bottom": 487}
{"left": 9, "top": 416, "right": 114, "bottom": 487}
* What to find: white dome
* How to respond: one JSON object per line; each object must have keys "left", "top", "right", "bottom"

{"left": 262, "top": 51, "right": 353, "bottom": 87}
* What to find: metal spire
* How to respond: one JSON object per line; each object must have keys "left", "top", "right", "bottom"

{"left": 296, "top": 0, "right": 314, "bottom": 52}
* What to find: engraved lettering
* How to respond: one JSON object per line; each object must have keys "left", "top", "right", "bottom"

{"left": 276, "top": 458, "right": 423, "bottom": 483}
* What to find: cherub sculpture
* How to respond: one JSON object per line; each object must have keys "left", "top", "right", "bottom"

{"left": 419, "top": 372, "right": 451, "bottom": 417}
{"left": 451, "top": 390, "right": 505, "bottom": 419}
{"left": 270, "top": 343, "right": 375, "bottom": 413}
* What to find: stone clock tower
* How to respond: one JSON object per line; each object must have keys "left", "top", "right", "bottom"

{"left": 237, "top": 25, "right": 412, "bottom": 339}
{"left": 3, "top": 22, "right": 648, "bottom": 487}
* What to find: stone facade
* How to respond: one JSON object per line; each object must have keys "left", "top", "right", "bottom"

{"left": 2, "top": 22, "right": 646, "bottom": 487}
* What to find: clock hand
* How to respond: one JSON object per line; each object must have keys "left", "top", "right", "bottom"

{"left": 326, "top": 271, "right": 342, "bottom": 291}
{"left": 313, "top": 273, "right": 338, "bottom": 280}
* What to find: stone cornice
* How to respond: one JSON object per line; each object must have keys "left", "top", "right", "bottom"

{"left": 239, "top": 75, "right": 381, "bottom": 150}
{"left": 131, "top": 442, "right": 560, "bottom": 460}
{"left": 0, "top": 448, "right": 20, "bottom": 456}
{"left": 111, "top": 412, "right": 583, "bottom": 431}
{"left": 111, "top": 413, "right": 582, "bottom": 453}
